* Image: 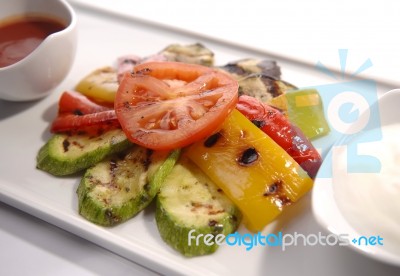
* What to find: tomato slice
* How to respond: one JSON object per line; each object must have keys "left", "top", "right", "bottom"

{"left": 236, "top": 95, "right": 322, "bottom": 179}
{"left": 51, "top": 91, "right": 119, "bottom": 135}
{"left": 114, "top": 61, "right": 239, "bottom": 150}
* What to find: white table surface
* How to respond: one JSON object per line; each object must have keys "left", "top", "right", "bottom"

{"left": 72, "top": 0, "right": 400, "bottom": 88}
{"left": 2, "top": 0, "right": 400, "bottom": 275}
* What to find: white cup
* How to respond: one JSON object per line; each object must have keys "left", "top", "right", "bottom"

{"left": 0, "top": 0, "right": 77, "bottom": 101}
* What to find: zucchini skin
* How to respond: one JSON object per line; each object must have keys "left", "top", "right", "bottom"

{"left": 156, "top": 199, "right": 241, "bottom": 257}
{"left": 36, "top": 129, "right": 132, "bottom": 176}
{"left": 77, "top": 148, "right": 180, "bottom": 226}
{"left": 155, "top": 158, "right": 241, "bottom": 257}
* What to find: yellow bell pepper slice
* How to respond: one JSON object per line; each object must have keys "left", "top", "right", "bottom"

{"left": 75, "top": 67, "right": 118, "bottom": 104}
{"left": 186, "top": 109, "right": 313, "bottom": 232}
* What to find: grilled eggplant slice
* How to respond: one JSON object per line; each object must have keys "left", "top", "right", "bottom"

{"left": 158, "top": 43, "right": 214, "bottom": 66}
{"left": 219, "top": 58, "right": 281, "bottom": 79}
{"left": 237, "top": 73, "right": 297, "bottom": 103}
{"left": 219, "top": 59, "right": 296, "bottom": 102}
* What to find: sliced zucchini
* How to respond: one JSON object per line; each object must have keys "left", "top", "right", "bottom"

{"left": 36, "top": 128, "right": 132, "bottom": 176}
{"left": 77, "top": 148, "right": 180, "bottom": 226}
{"left": 155, "top": 157, "right": 241, "bottom": 257}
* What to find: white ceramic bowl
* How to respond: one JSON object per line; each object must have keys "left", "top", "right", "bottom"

{"left": 312, "top": 88, "right": 400, "bottom": 266}
{"left": 0, "top": 0, "right": 77, "bottom": 101}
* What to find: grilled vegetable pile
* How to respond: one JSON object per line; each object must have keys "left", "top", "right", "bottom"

{"left": 36, "top": 43, "right": 329, "bottom": 257}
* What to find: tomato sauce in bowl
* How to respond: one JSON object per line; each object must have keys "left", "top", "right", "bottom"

{"left": 0, "top": 0, "right": 77, "bottom": 101}
{"left": 0, "top": 15, "right": 65, "bottom": 68}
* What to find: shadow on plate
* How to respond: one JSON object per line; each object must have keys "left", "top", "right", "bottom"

{"left": 0, "top": 99, "right": 41, "bottom": 121}
{"left": 40, "top": 101, "right": 58, "bottom": 141}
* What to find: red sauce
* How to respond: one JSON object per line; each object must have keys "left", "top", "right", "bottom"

{"left": 0, "top": 15, "right": 66, "bottom": 68}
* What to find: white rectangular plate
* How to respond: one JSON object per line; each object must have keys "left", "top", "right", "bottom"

{"left": 0, "top": 2, "right": 396, "bottom": 275}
